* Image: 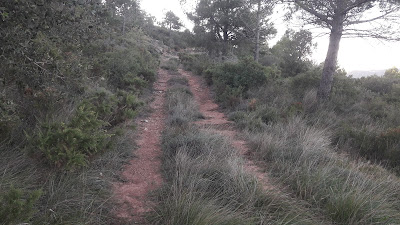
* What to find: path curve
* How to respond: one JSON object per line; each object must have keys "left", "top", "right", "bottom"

{"left": 179, "top": 69, "right": 274, "bottom": 191}
{"left": 113, "top": 69, "right": 171, "bottom": 223}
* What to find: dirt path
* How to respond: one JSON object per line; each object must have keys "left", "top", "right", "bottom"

{"left": 113, "top": 69, "right": 171, "bottom": 224}
{"left": 113, "top": 64, "right": 274, "bottom": 223}
{"left": 179, "top": 69, "right": 274, "bottom": 191}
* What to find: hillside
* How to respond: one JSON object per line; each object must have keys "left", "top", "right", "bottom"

{"left": 2, "top": 1, "right": 400, "bottom": 225}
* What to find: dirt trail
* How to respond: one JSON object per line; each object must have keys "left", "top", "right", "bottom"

{"left": 113, "top": 69, "right": 171, "bottom": 224}
{"left": 179, "top": 69, "right": 273, "bottom": 191}
{"left": 113, "top": 63, "right": 274, "bottom": 223}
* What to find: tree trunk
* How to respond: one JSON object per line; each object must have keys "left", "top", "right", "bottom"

{"left": 222, "top": 27, "right": 229, "bottom": 55}
{"left": 254, "top": 0, "right": 261, "bottom": 62}
{"left": 317, "top": 24, "right": 343, "bottom": 100}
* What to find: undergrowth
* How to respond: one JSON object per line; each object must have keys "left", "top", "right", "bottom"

{"left": 247, "top": 117, "right": 400, "bottom": 224}
{"left": 149, "top": 75, "right": 329, "bottom": 224}
{"left": 183, "top": 52, "right": 400, "bottom": 224}
{"left": 0, "top": 127, "right": 137, "bottom": 224}
{"left": 1, "top": 21, "right": 159, "bottom": 224}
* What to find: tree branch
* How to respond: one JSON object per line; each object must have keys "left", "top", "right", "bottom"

{"left": 346, "top": 7, "right": 400, "bottom": 25}
{"left": 343, "top": 0, "right": 372, "bottom": 13}
{"left": 294, "top": 0, "right": 332, "bottom": 25}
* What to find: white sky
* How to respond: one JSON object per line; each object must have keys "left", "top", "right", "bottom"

{"left": 140, "top": 0, "right": 400, "bottom": 72}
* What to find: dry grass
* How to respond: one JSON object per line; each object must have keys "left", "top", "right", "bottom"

{"left": 247, "top": 117, "right": 400, "bottom": 224}
{"left": 149, "top": 76, "right": 329, "bottom": 224}
{"left": 0, "top": 123, "right": 138, "bottom": 224}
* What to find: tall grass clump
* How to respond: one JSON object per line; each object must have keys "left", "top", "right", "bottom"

{"left": 166, "top": 77, "right": 203, "bottom": 126}
{"left": 149, "top": 76, "right": 329, "bottom": 224}
{"left": 247, "top": 117, "right": 400, "bottom": 224}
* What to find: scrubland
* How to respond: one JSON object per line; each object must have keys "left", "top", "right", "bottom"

{"left": 180, "top": 51, "right": 400, "bottom": 224}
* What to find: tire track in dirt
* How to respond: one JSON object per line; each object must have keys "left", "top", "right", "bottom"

{"left": 113, "top": 68, "right": 171, "bottom": 224}
{"left": 179, "top": 68, "right": 275, "bottom": 191}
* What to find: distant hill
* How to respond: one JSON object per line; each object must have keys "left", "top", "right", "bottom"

{"left": 348, "top": 69, "right": 386, "bottom": 78}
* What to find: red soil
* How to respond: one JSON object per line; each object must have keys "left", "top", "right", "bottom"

{"left": 113, "top": 69, "right": 171, "bottom": 224}
{"left": 113, "top": 64, "right": 274, "bottom": 224}
{"left": 179, "top": 69, "right": 273, "bottom": 190}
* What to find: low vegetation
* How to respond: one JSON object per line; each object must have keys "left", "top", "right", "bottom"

{"left": 2, "top": 0, "right": 400, "bottom": 224}
{"left": 182, "top": 47, "right": 400, "bottom": 224}
{"left": 1, "top": 1, "right": 159, "bottom": 224}
{"left": 149, "top": 75, "right": 330, "bottom": 224}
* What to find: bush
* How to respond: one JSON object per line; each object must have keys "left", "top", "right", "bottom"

{"left": 30, "top": 103, "right": 110, "bottom": 169}
{"left": 0, "top": 186, "right": 42, "bottom": 224}
{"left": 87, "top": 89, "right": 118, "bottom": 122}
{"left": 101, "top": 31, "right": 159, "bottom": 90}
{"left": 290, "top": 67, "right": 321, "bottom": 99}
{"left": 385, "top": 83, "right": 400, "bottom": 103}
{"left": 209, "top": 58, "right": 274, "bottom": 108}
{"left": 212, "top": 58, "right": 269, "bottom": 92}
{"left": 87, "top": 89, "right": 143, "bottom": 126}
{"left": 340, "top": 126, "right": 400, "bottom": 172}
{"left": 148, "top": 27, "right": 194, "bottom": 50}
{"left": 215, "top": 85, "right": 244, "bottom": 108}
{"left": 360, "top": 76, "right": 394, "bottom": 95}
{"left": 161, "top": 58, "right": 180, "bottom": 71}
{"left": 115, "top": 91, "right": 143, "bottom": 124}
{"left": 178, "top": 53, "right": 212, "bottom": 75}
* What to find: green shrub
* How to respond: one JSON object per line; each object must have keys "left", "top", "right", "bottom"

{"left": 123, "top": 73, "right": 149, "bottom": 91}
{"left": 203, "top": 67, "right": 215, "bottom": 85}
{"left": 209, "top": 58, "right": 273, "bottom": 108}
{"left": 102, "top": 31, "right": 158, "bottom": 90}
{"left": 0, "top": 186, "right": 42, "bottom": 224}
{"left": 88, "top": 90, "right": 142, "bottom": 126}
{"left": 88, "top": 89, "right": 118, "bottom": 122}
{"left": 385, "top": 83, "right": 400, "bottom": 103}
{"left": 113, "top": 91, "right": 143, "bottom": 124}
{"left": 330, "top": 72, "right": 363, "bottom": 112}
{"left": 379, "top": 128, "right": 400, "bottom": 169}
{"left": 252, "top": 106, "right": 281, "bottom": 125}
{"left": 178, "top": 53, "right": 196, "bottom": 70}
{"left": 360, "top": 76, "right": 394, "bottom": 95}
{"left": 161, "top": 58, "right": 180, "bottom": 71}
{"left": 148, "top": 27, "right": 194, "bottom": 50}
{"left": 284, "top": 102, "right": 304, "bottom": 118}
{"left": 30, "top": 103, "right": 110, "bottom": 169}
{"left": 215, "top": 85, "right": 244, "bottom": 108}
{"left": 228, "top": 111, "right": 247, "bottom": 123}
{"left": 332, "top": 72, "right": 360, "bottom": 98}
{"left": 290, "top": 67, "right": 321, "bottom": 99}
{"left": 139, "top": 69, "right": 157, "bottom": 83}
{"left": 178, "top": 53, "right": 212, "bottom": 75}
{"left": 364, "top": 97, "right": 388, "bottom": 119}
{"left": 212, "top": 57, "right": 269, "bottom": 93}
{"left": 341, "top": 126, "right": 400, "bottom": 172}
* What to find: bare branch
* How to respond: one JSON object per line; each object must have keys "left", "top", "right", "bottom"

{"left": 294, "top": 0, "right": 332, "bottom": 25}
{"left": 346, "top": 6, "right": 400, "bottom": 25}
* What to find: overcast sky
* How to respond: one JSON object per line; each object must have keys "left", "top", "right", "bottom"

{"left": 140, "top": 0, "right": 400, "bottom": 73}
